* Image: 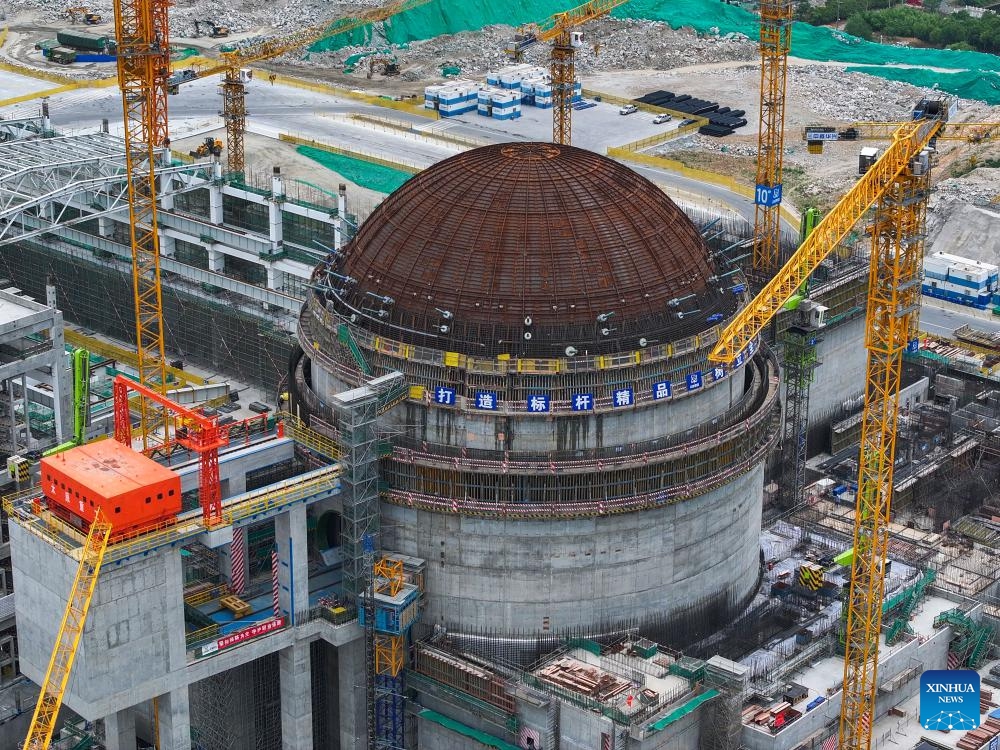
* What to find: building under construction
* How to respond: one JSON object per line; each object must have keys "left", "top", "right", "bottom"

{"left": 4, "top": 105, "right": 1000, "bottom": 750}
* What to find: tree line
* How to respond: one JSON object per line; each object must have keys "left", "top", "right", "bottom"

{"left": 796, "top": 2, "right": 1000, "bottom": 55}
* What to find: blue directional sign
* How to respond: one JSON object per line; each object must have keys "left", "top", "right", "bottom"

{"left": 755, "top": 183, "right": 783, "bottom": 207}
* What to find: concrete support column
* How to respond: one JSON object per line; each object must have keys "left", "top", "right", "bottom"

{"left": 280, "top": 641, "right": 313, "bottom": 749}
{"left": 208, "top": 183, "right": 223, "bottom": 225}
{"left": 159, "top": 233, "right": 176, "bottom": 258}
{"left": 159, "top": 189, "right": 175, "bottom": 211}
{"left": 48, "top": 309, "right": 71, "bottom": 444}
{"left": 266, "top": 266, "right": 282, "bottom": 292}
{"left": 156, "top": 687, "right": 191, "bottom": 750}
{"left": 103, "top": 708, "right": 136, "bottom": 750}
{"left": 274, "top": 503, "right": 308, "bottom": 623}
{"left": 269, "top": 166, "right": 284, "bottom": 254}
{"left": 207, "top": 248, "right": 225, "bottom": 273}
{"left": 97, "top": 214, "right": 114, "bottom": 238}
{"left": 338, "top": 638, "right": 366, "bottom": 750}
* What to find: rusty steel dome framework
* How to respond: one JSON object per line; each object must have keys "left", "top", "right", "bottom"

{"left": 292, "top": 142, "right": 781, "bottom": 659}
{"left": 320, "top": 142, "right": 736, "bottom": 358}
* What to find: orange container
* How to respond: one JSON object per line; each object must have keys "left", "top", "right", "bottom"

{"left": 41, "top": 441, "right": 182, "bottom": 537}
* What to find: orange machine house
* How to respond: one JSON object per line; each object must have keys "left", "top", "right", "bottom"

{"left": 41, "top": 440, "right": 182, "bottom": 538}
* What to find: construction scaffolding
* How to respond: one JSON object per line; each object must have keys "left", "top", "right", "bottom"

{"left": 0, "top": 243, "right": 295, "bottom": 394}
{"left": 779, "top": 325, "right": 820, "bottom": 509}
{"left": 700, "top": 656, "right": 748, "bottom": 750}
{"left": 189, "top": 652, "right": 283, "bottom": 750}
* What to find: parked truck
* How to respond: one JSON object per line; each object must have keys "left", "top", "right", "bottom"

{"left": 56, "top": 29, "right": 116, "bottom": 53}
{"left": 49, "top": 46, "right": 78, "bottom": 64}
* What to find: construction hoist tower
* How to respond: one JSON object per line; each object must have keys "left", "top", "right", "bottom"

{"left": 751, "top": 0, "right": 792, "bottom": 277}
{"left": 778, "top": 300, "right": 826, "bottom": 509}
{"left": 332, "top": 373, "right": 415, "bottom": 750}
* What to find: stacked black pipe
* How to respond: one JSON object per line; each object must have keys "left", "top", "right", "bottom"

{"left": 635, "top": 90, "right": 747, "bottom": 137}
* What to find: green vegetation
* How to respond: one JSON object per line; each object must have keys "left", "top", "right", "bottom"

{"left": 801, "top": 0, "right": 1000, "bottom": 56}
{"left": 843, "top": 6, "right": 1000, "bottom": 54}
{"left": 796, "top": 0, "right": 894, "bottom": 27}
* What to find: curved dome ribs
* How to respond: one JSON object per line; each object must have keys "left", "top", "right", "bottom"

{"left": 326, "top": 143, "right": 736, "bottom": 357}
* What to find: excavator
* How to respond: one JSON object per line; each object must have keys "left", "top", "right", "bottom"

{"left": 189, "top": 137, "right": 224, "bottom": 159}
{"left": 65, "top": 6, "right": 102, "bottom": 24}
{"left": 194, "top": 19, "right": 230, "bottom": 38}
{"left": 366, "top": 55, "right": 400, "bottom": 79}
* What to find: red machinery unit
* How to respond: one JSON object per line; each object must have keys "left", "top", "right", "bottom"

{"left": 40, "top": 440, "right": 181, "bottom": 538}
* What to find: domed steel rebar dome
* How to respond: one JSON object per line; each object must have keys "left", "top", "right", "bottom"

{"left": 323, "top": 142, "right": 733, "bottom": 356}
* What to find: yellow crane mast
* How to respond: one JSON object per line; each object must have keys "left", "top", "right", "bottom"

{"left": 710, "top": 111, "right": 944, "bottom": 750}
{"left": 188, "top": 0, "right": 431, "bottom": 175}
{"left": 751, "top": 0, "right": 793, "bottom": 275}
{"left": 516, "top": 0, "right": 628, "bottom": 145}
{"left": 112, "top": 0, "right": 172, "bottom": 449}
{"left": 23, "top": 511, "right": 112, "bottom": 749}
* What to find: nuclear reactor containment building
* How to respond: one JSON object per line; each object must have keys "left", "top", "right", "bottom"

{"left": 291, "top": 142, "right": 781, "bottom": 654}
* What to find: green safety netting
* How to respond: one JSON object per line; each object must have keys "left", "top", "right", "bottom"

{"left": 647, "top": 688, "right": 719, "bottom": 732}
{"left": 418, "top": 710, "right": 521, "bottom": 750}
{"left": 306, "top": 0, "right": 1000, "bottom": 103}
{"left": 296, "top": 145, "right": 412, "bottom": 194}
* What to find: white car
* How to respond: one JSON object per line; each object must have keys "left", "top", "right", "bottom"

{"left": 652, "top": 113, "right": 672, "bottom": 124}
{"left": 619, "top": 104, "right": 638, "bottom": 115}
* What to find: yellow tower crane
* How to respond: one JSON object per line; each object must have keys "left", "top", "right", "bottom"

{"left": 22, "top": 511, "right": 112, "bottom": 749}
{"left": 112, "top": 0, "right": 171, "bottom": 450}
{"left": 751, "top": 0, "right": 793, "bottom": 275}
{"left": 710, "top": 106, "right": 947, "bottom": 750}
{"left": 512, "top": 0, "right": 628, "bottom": 146}
{"left": 184, "top": 0, "right": 431, "bottom": 176}
{"left": 802, "top": 117, "right": 1000, "bottom": 149}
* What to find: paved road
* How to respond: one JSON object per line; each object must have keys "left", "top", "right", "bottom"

{"left": 919, "top": 299, "right": 1000, "bottom": 338}
{"left": 36, "top": 77, "right": 784, "bottom": 228}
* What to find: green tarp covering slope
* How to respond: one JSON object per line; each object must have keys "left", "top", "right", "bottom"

{"left": 295, "top": 146, "right": 412, "bottom": 194}
{"left": 308, "top": 0, "right": 1000, "bottom": 103}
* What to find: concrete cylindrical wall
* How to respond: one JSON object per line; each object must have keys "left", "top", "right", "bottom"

{"left": 380, "top": 464, "right": 765, "bottom": 635}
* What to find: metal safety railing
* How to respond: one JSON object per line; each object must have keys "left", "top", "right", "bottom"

{"left": 278, "top": 410, "right": 342, "bottom": 460}
{"left": 222, "top": 465, "right": 341, "bottom": 525}
{"left": 184, "top": 583, "right": 232, "bottom": 607}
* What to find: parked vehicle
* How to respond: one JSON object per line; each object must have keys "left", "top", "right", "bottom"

{"left": 619, "top": 104, "right": 638, "bottom": 115}
{"left": 49, "top": 46, "right": 78, "bottom": 64}
{"left": 652, "top": 113, "right": 672, "bottom": 124}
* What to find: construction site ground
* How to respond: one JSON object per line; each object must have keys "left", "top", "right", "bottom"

{"left": 2, "top": 9, "right": 1000, "bottom": 250}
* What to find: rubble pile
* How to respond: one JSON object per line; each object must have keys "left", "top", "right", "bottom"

{"left": 279, "top": 19, "right": 757, "bottom": 79}
{"left": 927, "top": 168, "right": 1000, "bottom": 241}
{"left": 791, "top": 65, "right": 923, "bottom": 122}
{"left": 3, "top": 0, "right": 381, "bottom": 34}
